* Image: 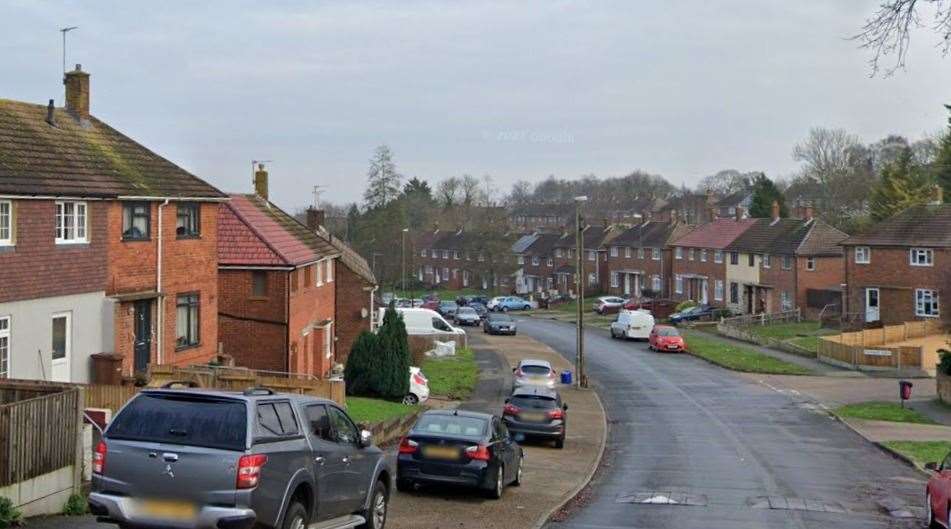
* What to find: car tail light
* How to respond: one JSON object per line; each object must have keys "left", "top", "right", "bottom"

{"left": 398, "top": 437, "right": 418, "bottom": 455}
{"left": 548, "top": 408, "right": 564, "bottom": 420}
{"left": 236, "top": 454, "right": 268, "bottom": 489}
{"left": 93, "top": 441, "right": 106, "bottom": 475}
{"left": 514, "top": 368, "right": 523, "bottom": 378}
{"left": 548, "top": 370, "right": 557, "bottom": 379}
{"left": 465, "top": 444, "right": 491, "bottom": 461}
{"left": 412, "top": 373, "right": 426, "bottom": 386}
{"left": 503, "top": 403, "right": 520, "bottom": 416}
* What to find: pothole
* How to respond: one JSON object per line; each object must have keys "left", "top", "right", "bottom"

{"left": 748, "top": 496, "right": 847, "bottom": 513}
{"left": 616, "top": 492, "right": 708, "bottom": 506}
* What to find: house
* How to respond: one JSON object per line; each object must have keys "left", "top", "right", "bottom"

{"left": 514, "top": 232, "right": 561, "bottom": 294}
{"left": 723, "top": 204, "right": 848, "bottom": 317}
{"left": 0, "top": 65, "right": 226, "bottom": 382}
{"left": 604, "top": 221, "right": 693, "bottom": 298}
{"left": 549, "top": 225, "right": 613, "bottom": 296}
{"left": 654, "top": 192, "right": 718, "bottom": 225}
{"left": 669, "top": 217, "right": 757, "bottom": 307}
{"left": 841, "top": 201, "right": 950, "bottom": 325}
{"left": 413, "top": 227, "right": 510, "bottom": 291}
{"left": 217, "top": 166, "right": 340, "bottom": 378}
{"left": 713, "top": 191, "right": 752, "bottom": 219}
{"left": 509, "top": 203, "right": 577, "bottom": 232}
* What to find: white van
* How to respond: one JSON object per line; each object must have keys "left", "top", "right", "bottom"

{"left": 377, "top": 307, "right": 465, "bottom": 337}
{"left": 609, "top": 309, "right": 655, "bottom": 340}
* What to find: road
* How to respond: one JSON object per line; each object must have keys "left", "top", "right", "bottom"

{"left": 516, "top": 317, "right": 926, "bottom": 529}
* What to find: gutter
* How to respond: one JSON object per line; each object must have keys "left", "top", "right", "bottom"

{"left": 118, "top": 196, "right": 231, "bottom": 202}
{"left": 156, "top": 199, "right": 170, "bottom": 364}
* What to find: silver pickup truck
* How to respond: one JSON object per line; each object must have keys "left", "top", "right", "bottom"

{"left": 88, "top": 387, "right": 391, "bottom": 529}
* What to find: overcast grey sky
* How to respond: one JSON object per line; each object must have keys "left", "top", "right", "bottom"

{"left": 3, "top": 1, "right": 950, "bottom": 209}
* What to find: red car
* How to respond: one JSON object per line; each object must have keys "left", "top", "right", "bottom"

{"left": 648, "top": 325, "right": 686, "bottom": 352}
{"left": 926, "top": 452, "right": 951, "bottom": 527}
{"left": 420, "top": 299, "right": 440, "bottom": 311}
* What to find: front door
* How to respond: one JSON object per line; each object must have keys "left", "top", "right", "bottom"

{"left": 51, "top": 313, "right": 71, "bottom": 382}
{"left": 865, "top": 288, "right": 880, "bottom": 322}
{"left": 133, "top": 300, "right": 152, "bottom": 374}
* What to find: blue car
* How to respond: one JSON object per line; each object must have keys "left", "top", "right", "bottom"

{"left": 491, "top": 296, "right": 532, "bottom": 312}
{"left": 669, "top": 304, "right": 721, "bottom": 324}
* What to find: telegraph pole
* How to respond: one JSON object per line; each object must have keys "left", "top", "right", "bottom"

{"left": 574, "top": 195, "right": 589, "bottom": 388}
{"left": 401, "top": 228, "right": 409, "bottom": 295}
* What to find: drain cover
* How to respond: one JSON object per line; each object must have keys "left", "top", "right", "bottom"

{"left": 616, "top": 492, "right": 708, "bottom": 506}
{"left": 749, "top": 496, "right": 846, "bottom": 513}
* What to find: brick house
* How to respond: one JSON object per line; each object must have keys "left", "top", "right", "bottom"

{"left": 654, "top": 192, "right": 718, "bottom": 225}
{"left": 414, "top": 228, "right": 475, "bottom": 290}
{"left": 514, "top": 233, "right": 560, "bottom": 294}
{"left": 217, "top": 171, "right": 340, "bottom": 378}
{"left": 841, "top": 203, "right": 950, "bottom": 325}
{"left": 549, "top": 226, "right": 613, "bottom": 296}
{"left": 0, "top": 65, "right": 226, "bottom": 382}
{"left": 509, "top": 203, "right": 576, "bottom": 232}
{"left": 669, "top": 218, "right": 757, "bottom": 307}
{"left": 604, "top": 221, "right": 693, "bottom": 299}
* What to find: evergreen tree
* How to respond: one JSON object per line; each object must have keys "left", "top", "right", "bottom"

{"left": 344, "top": 331, "right": 380, "bottom": 396}
{"left": 374, "top": 304, "right": 411, "bottom": 399}
{"left": 935, "top": 105, "right": 951, "bottom": 203}
{"left": 748, "top": 173, "right": 788, "bottom": 218}
{"left": 363, "top": 145, "right": 403, "bottom": 210}
{"left": 869, "top": 147, "right": 933, "bottom": 221}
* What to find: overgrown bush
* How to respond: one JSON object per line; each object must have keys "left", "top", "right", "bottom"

{"left": 344, "top": 304, "right": 411, "bottom": 399}
{"left": 0, "top": 497, "right": 21, "bottom": 528}
{"left": 62, "top": 493, "right": 87, "bottom": 516}
{"left": 345, "top": 331, "right": 381, "bottom": 396}
{"left": 675, "top": 300, "right": 697, "bottom": 313}
{"left": 939, "top": 349, "right": 951, "bottom": 377}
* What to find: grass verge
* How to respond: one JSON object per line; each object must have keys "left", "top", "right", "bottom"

{"left": 834, "top": 401, "right": 936, "bottom": 424}
{"left": 683, "top": 330, "right": 813, "bottom": 375}
{"left": 882, "top": 441, "right": 951, "bottom": 466}
{"left": 422, "top": 347, "right": 478, "bottom": 400}
{"left": 346, "top": 397, "right": 417, "bottom": 425}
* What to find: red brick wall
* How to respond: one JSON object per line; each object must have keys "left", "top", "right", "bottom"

{"left": 416, "top": 250, "right": 469, "bottom": 289}
{"left": 334, "top": 264, "right": 373, "bottom": 366}
{"left": 670, "top": 246, "right": 727, "bottom": 306}
{"left": 844, "top": 246, "right": 949, "bottom": 325}
{"left": 759, "top": 255, "right": 797, "bottom": 314}
{"left": 0, "top": 199, "right": 108, "bottom": 303}
{"left": 287, "top": 261, "right": 336, "bottom": 378}
{"left": 218, "top": 269, "right": 289, "bottom": 372}
{"left": 603, "top": 245, "right": 669, "bottom": 298}
{"left": 797, "top": 255, "right": 844, "bottom": 320}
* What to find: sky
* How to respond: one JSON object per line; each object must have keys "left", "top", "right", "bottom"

{"left": 3, "top": 1, "right": 950, "bottom": 209}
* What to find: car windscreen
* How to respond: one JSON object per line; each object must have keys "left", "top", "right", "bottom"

{"left": 510, "top": 395, "right": 557, "bottom": 410}
{"left": 657, "top": 327, "right": 680, "bottom": 337}
{"left": 107, "top": 393, "right": 247, "bottom": 451}
{"left": 413, "top": 415, "right": 487, "bottom": 438}
{"left": 490, "top": 314, "right": 513, "bottom": 322}
{"left": 458, "top": 307, "right": 476, "bottom": 315}
{"left": 520, "top": 365, "right": 550, "bottom": 375}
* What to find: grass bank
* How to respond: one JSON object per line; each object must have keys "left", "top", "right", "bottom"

{"left": 683, "top": 330, "right": 813, "bottom": 375}
{"left": 834, "top": 401, "right": 936, "bottom": 425}
{"left": 346, "top": 397, "right": 417, "bottom": 425}
{"left": 422, "top": 347, "right": 479, "bottom": 400}
{"left": 882, "top": 441, "right": 951, "bottom": 466}
{"left": 737, "top": 321, "right": 837, "bottom": 353}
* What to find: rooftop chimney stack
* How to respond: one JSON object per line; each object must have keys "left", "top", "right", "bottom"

{"left": 64, "top": 64, "right": 89, "bottom": 118}
{"left": 305, "top": 207, "right": 325, "bottom": 231}
{"left": 735, "top": 207, "right": 743, "bottom": 221}
{"left": 45, "top": 99, "right": 55, "bottom": 126}
{"left": 771, "top": 200, "right": 780, "bottom": 222}
{"left": 254, "top": 163, "right": 269, "bottom": 200}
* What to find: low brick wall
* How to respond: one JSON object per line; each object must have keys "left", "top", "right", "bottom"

{"left": 938, "top": 372, "right": 951, "bottom": 404}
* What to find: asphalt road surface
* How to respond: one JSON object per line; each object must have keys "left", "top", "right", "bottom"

{"left": 517, "top": 317, "right": 927, "bottom": 529}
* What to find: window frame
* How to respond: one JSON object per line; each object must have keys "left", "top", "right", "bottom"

{"left": 175, "top": 202, "right": 201, "bottom": 239}
{"left": 651, "top": 248, "right": 661, "bottom": 260}
{"left": 700, "top": 249, "right": 707, "bottom": 262}
{"left": 674, "top": 275, "right": 683, "bottom": 294}
{"left": 175, "top": 292, "right": 201, "bottom": 350}
{"left": 910, "top": 248, "right": 934, "bottom": 267}
{"left": 782, "top": 255, "right": 793, "bottom": 270}
{"left": 610, "top": 272, "right": 619, "bottom": 288}
{"left": 730, "top": 282, "right": 739, "bottom": 304}
{"left": 806, "top": 257, "right": 816, "bottom": 271}
{"left": 531, "top": 255, "right": 540, "bottom": 266}
{"left": 688, "top": 248, "right": 695, "bottom": 261}
{"left": 55, "top": 200, "right": 89, "bottom": 244}
{"left": 121, "top": 202, "right": 151, "bottom": 242}
{"left": 0, "top": 200, "right": 12, "bottom": 246}
{"left": 714, "top": 250, "right": 723, "bottom": 264}
{"left": 326, "top": 259, "right": 334, "bottom": 282}
{"left": 610, "top": 246, "right": 618, "bottom": 257}
{"left": 637, "top": 247, "right": 645, "bottom": 259}
{"left": 915, "top": 289, "right": 940, "bottom": 318}
{"left": 652, "top": 275, "right": 662, "bottom": 292}
{"left": 714, "top": 280, "right": 724, "bottom": 301}
{"left": 588, "top": 250, "right": 597, "bottom": 262}
{"left": 762, "top": 254, "right": 771, "bottom": 269}
{"left": 855, "top": 246, "right": 870, "bottom": 264}
{"left": 729, "top": 252, "right": 739, "bottom": 265}
{"left": 546, "top": 257, "right": 553, "bottom": 267}
{"left": 251, "top": 271, "right": 268, "bottom": 298}
{"left": 420, "top": 248, "right": 427, "bottom": 258}
{"left": 748, "top": 254, "right": 755, "bottom": 267}
{"left": 675, "top": 247, "right": 683, "bottom": 260}
{"left": 0, "top": 316, "right": 10, "bottom": 379}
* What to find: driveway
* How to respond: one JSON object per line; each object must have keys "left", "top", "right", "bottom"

{"left": 516, "top": 317, "right": 927, "bottom": 529}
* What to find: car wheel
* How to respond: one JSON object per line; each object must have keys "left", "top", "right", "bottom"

{"left": 402, "top": 393, "right": 419, "bottom": 405}
{"left": 487, "top": 465, "right": 504, "bottom": 499}
{"left": 358, "top": 479, "right": 388, "bottom": 529}
{"left": 282, "top": 501, "right": 308, "bottom": 529}
{"left": 512, "top": 456, "right": 523, "bottom": 487}
{"left": 502, "top": 306, "right": 509, "bottom": 312}
{"left": 523, "top": 305, "right": 530, "bottom": 311}
{"left": 555, "top": 436, "right": 565, "bottom": 449}
{"left": 396, "top": 479, "right": 414, "bottom": 493}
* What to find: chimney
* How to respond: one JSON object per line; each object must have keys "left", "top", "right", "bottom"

{"left": 306, "top": 207, "right": 325, "bottom": 231}
{"left": 64, "top": 64, "right": 89, "bottom": 118}
{"left": 932, "top": 184, "right": 944, "bottom": 205}
{"left": 254, "top": 163, "right": 269, "bottom": 200}
{"left": 735, "top": 206, "right": 743, "bottom": 221}
{"left": 771, "top": 200, "right": 780, "bottom": 222}
{"left": 45, "top": 99, "right": 55, "bottom": 126}
{"left": 804, "top": 203, "right": 814, "bottom": 221}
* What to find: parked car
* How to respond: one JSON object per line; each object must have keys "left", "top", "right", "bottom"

{"left": 405, "top": 367, "right": 430, "bottom": 405}
{"left": 648, "top": 324, "right": 686, "bottom": 352}
{"left": 466, "top": 295, "right": 490, "bottom": 306}
{"left": 609, "top": 309, "right": 655, "bottom": 340}
{"left": 378, "top": 308, "right": 464, "bottom": 337}
{"left": 468, "top": 302, "right": 488, "bottom": 319}
{"left": 454, "top": 306, "right": 481, "bottom": 326}
{"left": 669, "top": 304, "right": 722, "bottom": 324}
{"left": 622, "top": 298, "right": 679, "bottom": 320}
{"left": 926, "top": 452, "right": 951, "bottom": 528}
{"left": 396, "top": 410, "right": 523, "bottom": 498}
{"left": 420, "top": 299, "right": 440, "bottom": 311}
{"left": 484, "top": 313, "right": 517, "bottom": 335}
{"left": 438, "top": 300, "right": 460, "bottom": 318}
{"left": 593, "top": 296, "right": 627, "bottom": 315}
{"left": 512, "top": 359, "right": 557, "bottom": 390}
{"left": 486, "top": 296, "right": 505, "bottom": 311}
{"left": 502, "top": 387, "right": 568, "bottom": 449}
{"left": 89, "top": 387, "right": 391, "bottom": 529}
{"left": 493, "top": 296, "right": 533, "bottom": 312}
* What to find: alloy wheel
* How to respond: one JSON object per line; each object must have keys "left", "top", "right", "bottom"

{"left": 290, "top": 515, "right": 305, "bottom": 529}
{"left": 496, "top": 466, "right": 504, "bottom": 497}
{"left": 373, "top": 489, "right": 387, "bottom": 528}
{"left": 402, "top": 394, "right": 419, "bottom": 405}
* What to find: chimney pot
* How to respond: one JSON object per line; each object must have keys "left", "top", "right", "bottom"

{"left": 64, "top": 64, "right": 90, "bottom": 118}
{"left": 735, "top": 206, "right": 743, "bottom": 221}
{"left": 771, "top": 200, "right": 780, "bottom": 221}
{"left": 254, "top": 164, "right": 269, "bottom": 200}
{"left": 45, "top": 99, "right": 55, "bottom": 126}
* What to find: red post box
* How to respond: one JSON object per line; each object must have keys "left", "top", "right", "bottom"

{"left": 899, "top": 380, "right": 913, "bottom": 407}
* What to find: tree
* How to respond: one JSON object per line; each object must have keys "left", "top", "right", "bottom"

{"left": 374, "top": 304, "right": 411, "bottom": 399}
{"left": 401, "top": 177, "right": 437, "bottom": 230}
{"left": 854, "top": 0, "right": 951, "bottom": 75}
{"left": 363, "top": 145, "right": 403, "bottom": 210}
{"left": 748, "top": 173, "right": 789, "bottom": 218}
{"left": 697, "top": 169, "right": 753, "bottom": 195}
{"left": 935, "top": 105, "right": 951, "bottom": 202}
{"left": 869, "top": 147, "right": 934, "bottom": 220}
{"left": 792, "top": 128, "right": 875, "bottom": 222}
{"left": 344, "top": 331, "right": 381, "bottom": 396}
{"left": 435, "top": 177, "right": 461, "bottom": 209}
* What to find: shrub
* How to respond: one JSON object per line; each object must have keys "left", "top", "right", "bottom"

{"left": 0, "top": 497, "right": 21, "bottom": 528}
{"left": 344, "top": 331, "right": 380, "bottom": 396}
{"left": 939, "top": 349, "right": 951, "bottom": 377}
{"left": 675, "top": 300, "right": 697, "bottom": 313}
{"left": 344, "top": 303, "right": 411, "bottom": 399}
{"left": 62, "top": 493, "right": 87, "bottom": 516}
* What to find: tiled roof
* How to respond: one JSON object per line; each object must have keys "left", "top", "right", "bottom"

{"left": 796, "top": 221, "right": 848, "bottom": 256}
{"left": 715, "top": 191, "right": 751, "bottom": 208}
{"left": 726, "top": 219, "right": 807, "bottom": 254}
{"left": 511, "top": 203, "right": 577, "bottom": 218}
{"left": 0, "top": 99, "right": 224, "bottom": 199}
{"left": 551, "top": 225, "right": 609, "bottom": 249}
{"left": 842, "top": 203, "right": 951, "bottom": 247}
{"left": 523, "top": 233, "right": 562, "bottom": 255}
{"left": 610, "top": 221, "right": 692, "bottom": 248}
{"left": 327, "top": 234, "right": 376, "bottom": 283}
{"left": 218, "top": 204, "right": 284, "bottom": 266}
{"left": 218, "top": 194, "right": 338, "bottom": 267}
{"left": 671, "top": 219, "right": 756, "bottom": 249}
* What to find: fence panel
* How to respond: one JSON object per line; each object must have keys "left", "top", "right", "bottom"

{"left": 0, "top": 387, "right": 80, "bottom": 487}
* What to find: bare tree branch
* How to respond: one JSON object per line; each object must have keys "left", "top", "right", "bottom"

{"left": 854, "top": 0, "right": 951, "bottom": 76}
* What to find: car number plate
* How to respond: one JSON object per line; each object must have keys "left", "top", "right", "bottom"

{"left": 521, "top": 412, "right": 547, "bottom": 422}
{"left": 423, "top": 446, "right": 459, "bottom": 460}
{"left": 667, "top": 344, "right": 679, "bottom": 349}
{"left": 137, "top": 500, "right": 197, "bottom": 521}
{"left": 499, "top": 326, "right": 509, "bottom": 330}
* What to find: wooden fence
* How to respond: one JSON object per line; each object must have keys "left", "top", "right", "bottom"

{"left": 817, "top": 339, "right": 923, "bottom": 372}
{"left": 720, "top": 308, "right": 801, "bottom": 327}
{"left": 149, "top": 365, "right": 346, "bottom": 405}
{"left": 0, "top": 380, "right": 82, "bottom": 487}
{"left": 823, "top": 320, "right": 944, "bottom": 347}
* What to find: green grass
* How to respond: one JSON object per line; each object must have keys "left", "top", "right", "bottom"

{"left": 346, "top": 397, "right": 417, "bottom": 425}
{"left": 834, "top": 401, "right": 937, "bottom": 424}
{"left": 422, "top": 347, "right": 478, "bottom": 400}
{"left": 883, "top": 441, "right": 951, "bottom": 466}
{"left": 683, "top": 330, "right": 813, "bottom": 375}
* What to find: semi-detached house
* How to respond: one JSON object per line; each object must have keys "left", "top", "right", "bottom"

{"left": 0, "top": 65, "right": 226, "bottom": 382}
{"left": 669, "top": 218, "right": 757, "bottom": 307}
{"left": 604, "top": 221, "right": 693, "bottom": 299}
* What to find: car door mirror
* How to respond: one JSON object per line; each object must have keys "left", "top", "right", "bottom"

{"left": 504, "top": 398, "right": 510, "bottom": 404}
{"left": 358, "top": 429, "right": 373, "bottom": 448}
{"left": 512, "top": 367, "right": 517, "bottom": 373}
{"left": 562, "top": 404, "right": 568, "bottom": 411}
{"left": 925, "top": 461, "right": 940, "bottom": 471}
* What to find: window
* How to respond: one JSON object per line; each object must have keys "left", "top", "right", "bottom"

{"left": 252, "top": 271, "right": 268, "bottom": 297}
{"left": 442, "top": 250, "right": 449, "bottom": 259}
{"left": 748, "top": 254, "right": 755, "bottom": 267}
{"left": 420, "top": 249, "right": 427, "bottom": 257}
{"left": 466, "top": 252, "right": 471, "bottom": 261}
{"left": 0, "top": 316, "right": 9, "bottom": 378}
{"left": 714, "top": 280, "right": 724, "bottom": 301}
{"left": 326, "top": 260, "right": 334, "bottom": 282}
{"left": 56, "top": 201, "right": 88, "bottom": 243}
{"left": 555, "top": 248, "right": 563, "bottom": 258}
{"left": 610, "top": 246, "right": 618, "bottom": 257}
{"left": 0, "top": 201, "right": 11, "bottom": 245}
{"left": 256, "top": 401, "right": 299, "bottom": 437}
{"left": 855, "top": 246, "right": 870, "bottom": 264}
{"left": 109, "top": 393, "right": 247, "bottom": 450}
{"left": 442, "top": 267, "right": 449, "bottom": 281}
{"left": 52, "top": 313, "right": 68, "bottom": 366}
{"left": 675, "top": 275, "right": 683, "bottom": 294}
{"left": 675, "top": 247, "right": 683, "bottom": 260}
{"left": 624, "top": 247, "right": 631, "bottom": 258}
{"left": 700, "top": 249, "right": 707, "bottom": 262}
{"left": 532, "top": 256, "right": 540, "bottom": 266}
{"left": 916, "top": 289, "right": 940, "bottom": 317}
{"left": 175, "top": 293, "right": 200, "bottom": 349}
{"left": 728, "top": 207, "right": 736, "bottom": 216}
{"left": 652, "top": 275, "right": 662, "bottom": 292}
{"left": 610, "top": 272, "right": 619, "bottom": 288}
{"left": 316, "top": 261, "right": 324, "bottom": 286}
{"left": 424, "top": 265, "right": 433, "bottom": 274}
{"left": 329, "top": 406, "right": 359, "bottom": 445}
{"left": 517, "top": 255, "right": 524, "bottom": 265}
{"left": 910, "top": 248, "right": 934, "bottom": 267}
{"left": 477, "top": 252, "right": 485, "bottom": 262}
{"left": 324, "top": 323, "right": 333, "bottom": 359}
{"left": 637, "top": 247, "right": 645, "bottom": 259}
{"left": 714, "top": 250, "right": 723, "bottom": 263}
{"left": 305, "top": 404, "right": 333, "bottom": 441}
{"left": 781, "top": 291, "right": 793, "bottom": 311}
{"left": 806, "top": 257, "right": 816, "bottom": 271}
{"left": 782, "top": 255, "right": 793, "bottom": 270}
{"left": 122, "top": 202, "right": 150, "bottom": 241}
{"left": 652, "top": 248, "right": 660, "bottom": 260}
{"left": 763, "top": 254, "right": 771, "bottom": 268}
{"left": 588, "top": 250, "right": 597, "bottom": 261}
{"left": 588, "top": 272, "right": 597, "bottom": 285}
{"left": 689, "top": 248, "right": 695, "bottom": 261}
{"left": 453, "top": 250, "right": 460, "bottom": 260}
{"left": 175, "top": 203, "right": 200, "bottom": 238}
{"left": 730, "top": 282, "right": 739, "bottom": 304}
{"left": 730, "top": 252, "right": 739, "bottom": 265}
{"left": 546, "top": 257, "right": 553, "bottom": 267}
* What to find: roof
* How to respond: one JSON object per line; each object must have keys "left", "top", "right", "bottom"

{"left": 671, "top": 219, "right": 757, "bottom": 249}
{"left": 842, "top": 203, "right": 951, "bottom": 247}
{"left": 511, "top": 203, "right": 577, "bottom": 218}
{"left": 796, "top": 220, "right": 848, "bottom": 256}
{"left": 551, "top": 225, "right": 609, "bottom": 249}
{"left": 0, "top": 99, "right": 225, "bottom": 199}
{"left": 715, "top": 190, "right": 751, "bottom": 208}
{"left": 523, "top": 233, "right": 561, "bottom": 255}
{"left": 724, "top": 218, "right": 849, "bottom": 256}
{"left": 327, "top": 234, "right": 376, "bottom": 283}
{"left": 511, "top": 233, "right": 538, "bottom": 253}
{"left": 218, "top": 194, "right": 338, "bottom": 267}
{"left": 610, "top": 221, "right": 693, "bottom": 248}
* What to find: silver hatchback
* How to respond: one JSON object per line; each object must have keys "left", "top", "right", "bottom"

{"left": 512, "top": 359, "right": 557, "bottom": 390}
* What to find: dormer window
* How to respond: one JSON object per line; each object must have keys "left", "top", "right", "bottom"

{"left": 910, "top": 248, "right": 933, "bottom": 267}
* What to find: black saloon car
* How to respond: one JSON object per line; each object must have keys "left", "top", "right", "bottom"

{"left": 502, "top": 387, "right": 567, "bottom": 448}
{"left": 483, "top": 313, "right": 517, "bottom": 335}
{"left": 397, "top": 410, "right": 523, "bottom": 499}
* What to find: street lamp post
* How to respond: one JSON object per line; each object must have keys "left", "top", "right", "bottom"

{"left": 401, "top": 228, "right": 409, "bottom": 296}
{"left": 574, "top": 195, "right": 589, "bottom": 388}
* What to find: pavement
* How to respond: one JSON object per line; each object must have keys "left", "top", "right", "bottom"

{"left": 516, "top": 316, "right": 929, "bottom": 529}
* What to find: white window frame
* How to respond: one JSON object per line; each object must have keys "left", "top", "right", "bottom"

{"left": 855, "top": 246, "right": 870, "bottom": 264}
{"left": 916, "top": 289, "right": 940, "bottom": 317}
{"left": 531, "top": 256, "right": 539, "bottom": 266}
{"left": 652, "top": 275, "right": 662, "bottom": 292}
{"left": 637, "top": 247, "right": 645, "bottom": 259}
{"left": 326, "top": 259, "right": 334, "bottom": 282}
{"left": 315, "top": 262, "right": 324, "bottom": 286}
{"left": 610, "top": 272, "right": 619, "bottom": 288}
{"left": 324, "top": 322, "right": 334, "bottom": 359}
{"left": 714, "top": 280, "right": 724, "bottom": 301}
{"left": 675, "top": 247, "right": 683, "bottom": 260}
{"left": 688, "top": 248, "right": 695, "bottom": 261}
{"left": 0, "top": 200, "right": 12, "bottom": 246}
{"left": 762, "top": 254, "right": 771, "bottom": 268}
{"left": 781, "top": 291, "right": 793, "bottom": 311}
{"left": 55, "top": 201, "right": 88, "bottom": 244}
{"left": 555, "top": 248, "right": 563, "bottom": 258}
{"left": 420, "top": 249, "right": 427, "bottom": 257}
{"left": 517, "top": 255, "right": 525, "bottom": 265}
{"left": 624, "top": 247, "right": 631, "bottom": 258}
{"left": 910, "top": 248, "right": 934, "bottom": 267}
{"left": 652, "top": 248, "right": 661, "bottom": 260}
{"left": 700, "top": 249, "right": 707, "bottom": 262}
{"left": 442, "top": 250, "right": 449, "bottom": 259}
{"left": 714, "top": 250, "right": 723, "bottom": 264}
{"left": 610, "top": 246, "right": 619, "bottom": 257}
{"left": 0, "top": 316, "right": 9, "bottom": 379}
{"left": 588, "top": 250, "right": 597, "bottom": 262}
{"left": 675, "top": 275, "right": 683, "bottom": 294}
{"left": 782, "top": 255, "right": 793, "bottom": 270}
{"left": 806, "top": 257, "right": 816, "bottom": 271}
{"left": 453, "top": 250, "right": 460, "bottom": 260}
{"left": 546, "top": 257, "right": 553, "bottom": 267}
{"left": 425, "top": 265, "right": 433, "bottom": 274}
{"left": 478, "top": 252, "right": 485, "bottom": 262}
{"left": 442, "top": 267, "right": 449, "bottom": 281}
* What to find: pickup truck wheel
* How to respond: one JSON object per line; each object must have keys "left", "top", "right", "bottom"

{"left": 282, "top": 501, "right": 308, "bottom": 529}
{"left": 358, "top": 480, "right": 388, "bottom": 529}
